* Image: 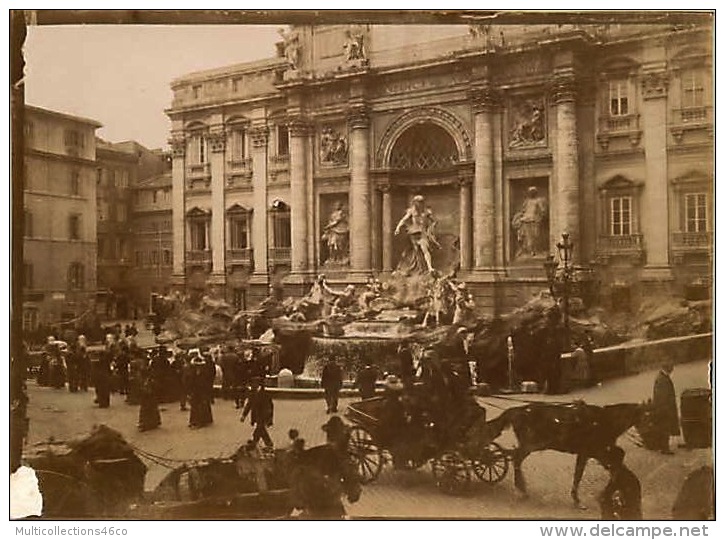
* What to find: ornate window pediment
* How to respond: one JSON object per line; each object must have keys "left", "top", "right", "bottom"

{"left": 186, "top": 206, "right": 211, "bottom": 219}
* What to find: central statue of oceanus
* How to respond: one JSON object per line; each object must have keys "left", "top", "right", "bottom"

{"left": 394, "top": 195, "right": 440, "bottom": 275}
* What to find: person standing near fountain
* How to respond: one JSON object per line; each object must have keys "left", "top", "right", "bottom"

{"left": 355, "top": 363, "right": 379, "bottom": 399}
{"left": 321, "top": 359, "right": 343, "bottom": 414}
{"left": 394, "top": 194, "right": 439, "bottom": 275}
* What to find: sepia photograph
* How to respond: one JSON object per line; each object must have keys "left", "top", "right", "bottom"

{"left": 9, "top": 7, "right": 715, "bottom": 524}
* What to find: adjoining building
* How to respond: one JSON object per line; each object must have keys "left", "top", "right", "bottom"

{"left": 166, "top": 20, "right": 712, "bottom": 314}
{"left": 23, "top": 105, "right": 102, "bottom": 331}
{"left": 95, "top": 139, "right": 170, "bottom": 319}
{"left": 130, "top": 170, "right": 174, "bottom": 314}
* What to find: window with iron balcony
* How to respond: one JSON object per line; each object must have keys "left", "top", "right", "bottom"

{"left": 596, "top": 177, "right": 644, "bottom": 262}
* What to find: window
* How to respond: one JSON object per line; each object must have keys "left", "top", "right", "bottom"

{"left": 188, "top": 134, "right": 206, "bottom": 164}
{"left": 151, "top": 250, "right": 160, "bottom": 266}
{"left": 69, "top": 214, "right": 81, "bottom": 240}
{"left": 152, "top": 190, "right": 158, "bottom": 204}
{"left": 119, "top": 239, "right": 128, "bottom": 261}
{"left": 190, "top": 220, "right": 208, "bottom": 250}
{"left": 68, "top": 262, "right": 84, "bottom": 290}
{"left": 271, "top": 202, "right": 291, "bottom": 248}
{"left": 119, "top": 170, "right": 129, "bottom": 188}
{"left": 390, "top": 123, "right": 458, "bottom": 170}
{"left": 231, "top": 129, "right": 246, "bottom": 160}
{"left": 685, "top": 193, "right": 708, "bottom": 232}
{"left": 23, "top": 308, "right": 39, "bottom": 332}
{"left": 229, "top": 213, "right": 250, "bottom": 249}
{"left": 24, "top": 209, "right": 32, "bottom": 238}
{"left": 163, "top": 250, "right": 172, "bottom": 265}
{"left": 25, "top": 122, "right": 34, "bottom": 145}
{"left": 193, "top": 85, "right": 202, "bottom": 99}
{"left": 96, "top": 168, "right": 103, "bottom": 186}
{"left": 117, "top": 204, "right": 127, "bottom": 222}
{"left": 277, "top": 125, "right": 289, "bottom": 156}
{"left": 70, "top": 170, "right": 81, "bottom": 196}
{"left": 23, "top": 262, "right": 33, "bottom": 289}
{"left": 609, "top": 80, "right": 629, "bottom": 116}
{"left": 98, "top": 202, "right": 109, "bottom": 222}
{"left": 64, "top": 129, "right": 84, "bottom": 151}
{"left": 610, "top": 197, "right": 632, "bottom": 236}
{"left": 233, "top": 289, "right": 247, "bottom": 311}
{"left": 682, "top": 69, "right": 705, "bottom": 108}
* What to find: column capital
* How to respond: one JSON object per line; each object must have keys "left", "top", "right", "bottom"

{"left": 457, "top": 171, "right": 473, "bottom": 187}
{"left": 288, "top": 117, "right": 313, "bottom": 137}
{"left": 207, "top": 128, "right": 226, "bottom": 153}
{"left": 641, "top": 71, "right": 669, "bottom": 100}
{"left": 249, "top": 126, "right": 269, "bottom": 148}
{"left": 347, "top": 105, "right": 370, "bottom": 129}
{"left": 169, "top": 134, "right": 186, "bottom": 158}
{"left": 550, "top": 74, "right": 577, "bottom": 104}
{"left": 376, "top": 181, "right": 391, "bottom": 193}
{"left": 469, "top": 85, "right": 500, "bottom": 113}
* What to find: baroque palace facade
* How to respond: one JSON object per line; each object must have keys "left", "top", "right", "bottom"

{"left": 166, "top": 21, "right": 712, "bottom": 314}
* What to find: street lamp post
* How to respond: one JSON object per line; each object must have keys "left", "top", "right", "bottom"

{"left": 544, "top": 232, "right": 574, "bottom": 351}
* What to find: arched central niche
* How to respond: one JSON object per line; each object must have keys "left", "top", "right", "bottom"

{"left": 389, "top": 123, "right": 459, "bottom": 170}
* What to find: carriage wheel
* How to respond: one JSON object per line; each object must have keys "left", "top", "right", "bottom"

{"left": 431, "top": 452, "right": 471, "bottom": 495}
{"left": 472, "top": 442, "right": 509, "bottom": 484}
{"left": 348, "top": 426, "right": 383, "bottom": 484}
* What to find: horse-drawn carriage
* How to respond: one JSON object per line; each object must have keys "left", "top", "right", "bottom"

{"left": 345, "top": 385, "right": 648, "bottom": 504}
{"left": 344, "top": 392, "right": 509, "bottom": 494}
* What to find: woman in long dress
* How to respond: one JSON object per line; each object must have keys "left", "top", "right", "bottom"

{"left": 188, "top": 353, "right": 213, "bottom": 428}
{"left": 137, "top": 374, "right": 161, "bottom": 432}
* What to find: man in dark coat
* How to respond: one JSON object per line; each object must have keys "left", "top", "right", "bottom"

{"left": 598, "top": 446, "right": 643, "bottom": 520}
{"left": 652, "top": 362, "right": 679, "bottom": 454}
{"left": 321, "top": 360, "right": 343, "bottom": 414}
{"left": 219, "top": 345, "right": 239, "bottom": 401}
{"left": 396, "top": 341, "right": 416, "bottom": 388}
{"left": 355, "top": 363, "right": 378, "bottom": 399}
{"left": 94, "top": 344, "right": 113, "bottom": 408}
{"left": 241, "top": 379, "right": 274, "bottom": 448}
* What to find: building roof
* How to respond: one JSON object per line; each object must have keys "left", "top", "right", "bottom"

{"left": 171, "top": 56, "right": 286, "bottom": 87}
{"left": 134, "top": 172, "right": 172, "bottom": 189}
{"left": 25, "top": 104, "right": 103, "bottom": 128}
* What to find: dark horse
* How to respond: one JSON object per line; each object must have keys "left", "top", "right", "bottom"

{"left": 288, "top": 444, "right": 362, "bottom": 518}
{"left": 463, "top": 401, "right": 645, "bottom": 508}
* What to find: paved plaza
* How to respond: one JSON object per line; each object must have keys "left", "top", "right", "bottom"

{"left": 23, "top": 359, "right": 711, "bottom": 519}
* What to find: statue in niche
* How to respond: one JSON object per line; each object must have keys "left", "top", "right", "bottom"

{"left": 321, "top": 202, "right": 350, "bottom": 265}
{"left": 512, "top": 186, "right": 548, "bottom": 258}
{"left": 319, "top": 127, "right": 348, "bottom": 165}
{"left": 509, "top": 99, "right": 545, "bottom": 148}
{"left": 394, "top": 195, "right": 440, "bottom": 275}
{"left": 343, "top": 25, "right": 367, "bottom": 62}
{"left": 278, "top": 28, "right": 301, "bottom": 70}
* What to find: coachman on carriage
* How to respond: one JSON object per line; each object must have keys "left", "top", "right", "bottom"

{"left": 345, "top": 348, "right": 509, "bottom": 494}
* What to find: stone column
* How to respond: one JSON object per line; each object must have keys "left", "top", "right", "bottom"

{"left": 208, "top": 127, "right": 226, "bottom": 280}
{"left": 458, "top": 172, "right": 473, "bottom": 270}
{"left": 379, "top": 183, "right": 393, "bottom": 272}
{"left": 552, "top": 70, "right": 581, "bottom": 264}
{"left": 471, "top": 86, "right": 496, "bottom": 269}
{"left": 640, "top": 68, "right": 672, "bottom": 278}
{"left": 249, "top": 125, "right": 269, "bottom": 277}
{"left": 169, "top": 132, "right": 186, "bottom": 287}
{"left": 348, "top": 106, "right": 372, "bottom": 275}
{"left": 288, "top": 119, "right": 309, "bottom": 274}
